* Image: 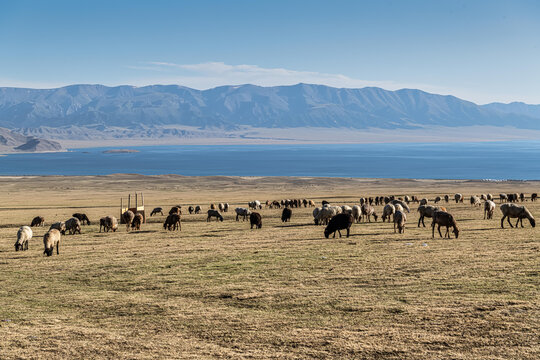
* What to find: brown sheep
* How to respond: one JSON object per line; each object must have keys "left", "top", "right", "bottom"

{"left": 393, "top": 210, "right": 406, "bottom": 233}
{"left": 65, "top": 217, "right": 82, "bottom": 235}
{"left": 207, "top": 209, "right": 223, "bottom": 222}
{"left": 163, "top": 213, "right": 181, "bottom": 231}
{"left": 99, "top": 216, "right": 118, "bottom": 232}
{"left": 361, "top": 203, "right": 378, "bottom": 222}
{"left": 432, "top": 211, "right": 459, "bottom": 239}
{"left": 30, "top": 216, "right": 45, "bottom": 227}
{"left": 43, "top": 229, "right": 61, "bottom": 256}
{"left": 169, "top": 206, "right": 181, "bottom": 215}
{"left": 72, "top": 213, "right": 91, "bottom": 225}
{"left": 131, "top": 213, "right": 143, "bottom": 231}
{"left": 417, "top": 205, "right": 440, "bottom": 227}
{"left": 122, "top": 210, "right": 135, "bottom": 232}
{"left": 250, "top": 212, "right": 262, "bottom": 229}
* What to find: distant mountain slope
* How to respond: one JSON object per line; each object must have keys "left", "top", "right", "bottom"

{"left": 482, "top": 102, "right": 540, "bottom": 119}
{"left": 0, "top": 84, "right": 539, "bottom": 135}
{"left": 0, "top": 127, "right": 62, "bottom": 152}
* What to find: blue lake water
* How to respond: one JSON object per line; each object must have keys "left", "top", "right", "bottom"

{"left": 1, "top": 142, "right": 540, "bottom": 179}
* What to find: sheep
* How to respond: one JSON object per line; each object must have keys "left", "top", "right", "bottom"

{"left": 122, "top": 210, "right": 135, "bottom": 232}
{"left": 71, "top": 213, "right": 90, "bottom": 225}
{"left": 235, "top": 207, "right": 251, "bottom": 221}
{"left": 404, "top": 195, "right": 411, "bottom": 203}
{"left": 99, "top": 216, "right": 118, "bottom": 232}
{"left": 210, "top": 203, "right": 216, "bottom": 210}
{"left": 500, "top": 203, "right": 535, "bottom": 228}
{"left": 131, "top": 213, "right": 143, "bottom": 230}
{"left": 271, "top": 200, "right": 281, "bottom": 208}
{"left": 484, "top": 200, "right": 496, "bottom": 219}
{"left": 313, "top": 207, "right": 322, "bottom": 225}
{"left": 188, "top": 206, "right": 194, "bottom": 214}
{"left": 417, "top": 205, "right": 440, "bottom": 227}
{"left": 15, "top": 226, "right": 32, "bottom": 251}
{"left": 434, "top": 196, "right": 441, "bottom": 204}
{"left": 322, "top": 200, "right": 330, "bottom": 207}
{"left": 361, "top": 204, "right": 378, "bottom": 222}
{"left": 352, "top": 205, "right": 362, "bottom": 223}
{"left": 532, "top": 193, "right": 538, "bottom": 202}
{"left": 520, "top": 193, "right": 525, "bottom": 202}
{"left": 419, "top": 198, "right": 428, "bottom": 206}
{"left": 360, "top": 198, "right": 366, "bottom": 206}
{"left": 454, "top": 193, "right": 463, "bottom": 203}
{"left": 150, "top": 207, "right": 164, "bottom": 216}
{"left": 224, "top": 203, "right": 229, "bottom": 212}
{"left": 250, "top": 212, "right": 262, "bottom": 229}
{"left": 324, "top": 213, "right": 353, "bottom": 238}
{"left": 207, "top": 209, "right": 224, "bottom": 222}
{"left": 163, "top": 213, "right": 181, "bottom": 231}
{"left": 302, "top": 199, "right": 308, "bottom": 207}
{"left": 470, "top": 195, "right": 481, "bottom": 207}
{"left": 444, "top": 194, "right": 449, "bottom": 203}
{"left": 394, "top": 203, "right": 404, "bottom": 213}
{"left": 65, "top": 217, "right": 82, "bottom": 235}
{"left": 49, "top": 222, "right": 66, "bottom": 235}
{"left": 308, "top": 200, "right": 316, "bottom": 207}
{"left": 316, "top": 206, "right": 336, "bottom": 225}
{"left": 195, "top": 205, "right": 202, "bottom": 214}
{"left": 248, "top": 200, "right": 262, "bottom": 210}
{"left": 332, "top": 206, "right": 343, "bottom": 215}
{"left": 169, "top": 206, "right": 181, "bottom": 215}
{"left": 281, "top": 208, "right": 292, "bottom": 222}
{"left": 382, "top": 204, "right": 395, "bottom": 222}
{"left": 30, "top": 216, "right": 45, "bottom": 227}
{"left": 341, "top": 205, "right": 353, "bottom": 214}
{"left": 390, "top": 199, "right": 410, "bottom": 212}
{"left": 43, "top": 229, "right": 61, "bottom": 256}
{"left": 499, "top": 193, "right": 508, "bottom": 203}
{"left": 218, "top": 203, "right": 225, "bottom": 212}
{"left": 393, "top": 210, "right": 406, "bottom": 233}
{"left": 487, "top": 193, "right": 493, "bottom": 201}
{"left": 432, "top": 211, "right": 459, "bottom": 239}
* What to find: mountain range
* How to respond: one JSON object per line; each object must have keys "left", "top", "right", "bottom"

{"left": 0, "top": 83, "right": 539, "bottom": 143}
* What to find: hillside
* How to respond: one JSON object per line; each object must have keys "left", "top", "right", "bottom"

{"left": 0, "top": 127, "right": 62, "bottom": 153}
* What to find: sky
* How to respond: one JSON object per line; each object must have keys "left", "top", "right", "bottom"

{"left": 1, "top": 0, "right": 539, "bottom": 104}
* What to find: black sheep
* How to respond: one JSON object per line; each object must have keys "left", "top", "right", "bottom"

{"left": 72, "top": 213, "right": 91, "bottom": 225}
{"left": 281, "top": 208, "right": 292, "bottom": 222}
{"left": 324, "top": 213, "right": 353, "bottom": 238}
{"left": 250, "top": 212, "right": 262, "bottom": 229}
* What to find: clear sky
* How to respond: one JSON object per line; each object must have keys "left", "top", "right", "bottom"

{"left": 1, "top": 0, "right": 539, "bottom": 104}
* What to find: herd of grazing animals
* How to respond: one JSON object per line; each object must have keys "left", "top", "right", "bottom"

{"left": 10, "top": 192, "right": 538, "bottom": 256}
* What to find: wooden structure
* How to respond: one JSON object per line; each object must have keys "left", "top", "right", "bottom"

{"left": 120, "top": 192, "right": 146, "bottom": 224}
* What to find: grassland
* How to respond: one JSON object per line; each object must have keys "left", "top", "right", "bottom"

{"left": 0, "top": 175, "right": 538, "bottom": 359}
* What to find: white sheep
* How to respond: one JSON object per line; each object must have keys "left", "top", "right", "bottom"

{"left": 484, "top": 200, "right": 496, "bottom": 219}
{"left": 15, "top": 226, "right": 32, "bottom": 251}
{"left": 351, "top": 205, "right": 362, "bottom": 223}
{"left": 382, "top": 204, "right": 395, "bottom": 222}
{"left": 43, "top": 229, "right": 61, "bottom": 256}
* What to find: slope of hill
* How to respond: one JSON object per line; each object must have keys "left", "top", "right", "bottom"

{"left": 0, "top": 127, "right": 63, "bottom": 153}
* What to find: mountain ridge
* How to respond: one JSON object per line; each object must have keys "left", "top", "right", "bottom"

{"left": 0, "top": 83, "right": 539, "bottom": 140}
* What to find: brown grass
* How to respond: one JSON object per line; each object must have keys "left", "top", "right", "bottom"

{"left": 0, "top": 175, "right": 538, "bottom": 359}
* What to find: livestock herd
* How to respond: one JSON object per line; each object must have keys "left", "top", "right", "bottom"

{"left": 11, "top": 192, "right": 537, "bottom": 256}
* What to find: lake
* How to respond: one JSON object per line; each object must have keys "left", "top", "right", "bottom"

{"left": 1, "top": 142, "right": 540, "bottom": 179}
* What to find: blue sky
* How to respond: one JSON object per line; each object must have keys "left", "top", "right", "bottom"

{"left": 1, "top": 0, "right": 539, "bottom": 104}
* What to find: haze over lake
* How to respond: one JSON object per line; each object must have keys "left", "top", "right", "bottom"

{"left": 1, "top": 141, "right": 540, "bottom": 180}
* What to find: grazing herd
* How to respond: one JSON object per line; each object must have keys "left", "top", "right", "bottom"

{"left": 10, "top": 192, "right": 538, "bottom": 257}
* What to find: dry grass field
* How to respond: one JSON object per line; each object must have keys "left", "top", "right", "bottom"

{"left": 0, "top": 175, "right": 538, "bottom": 359}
